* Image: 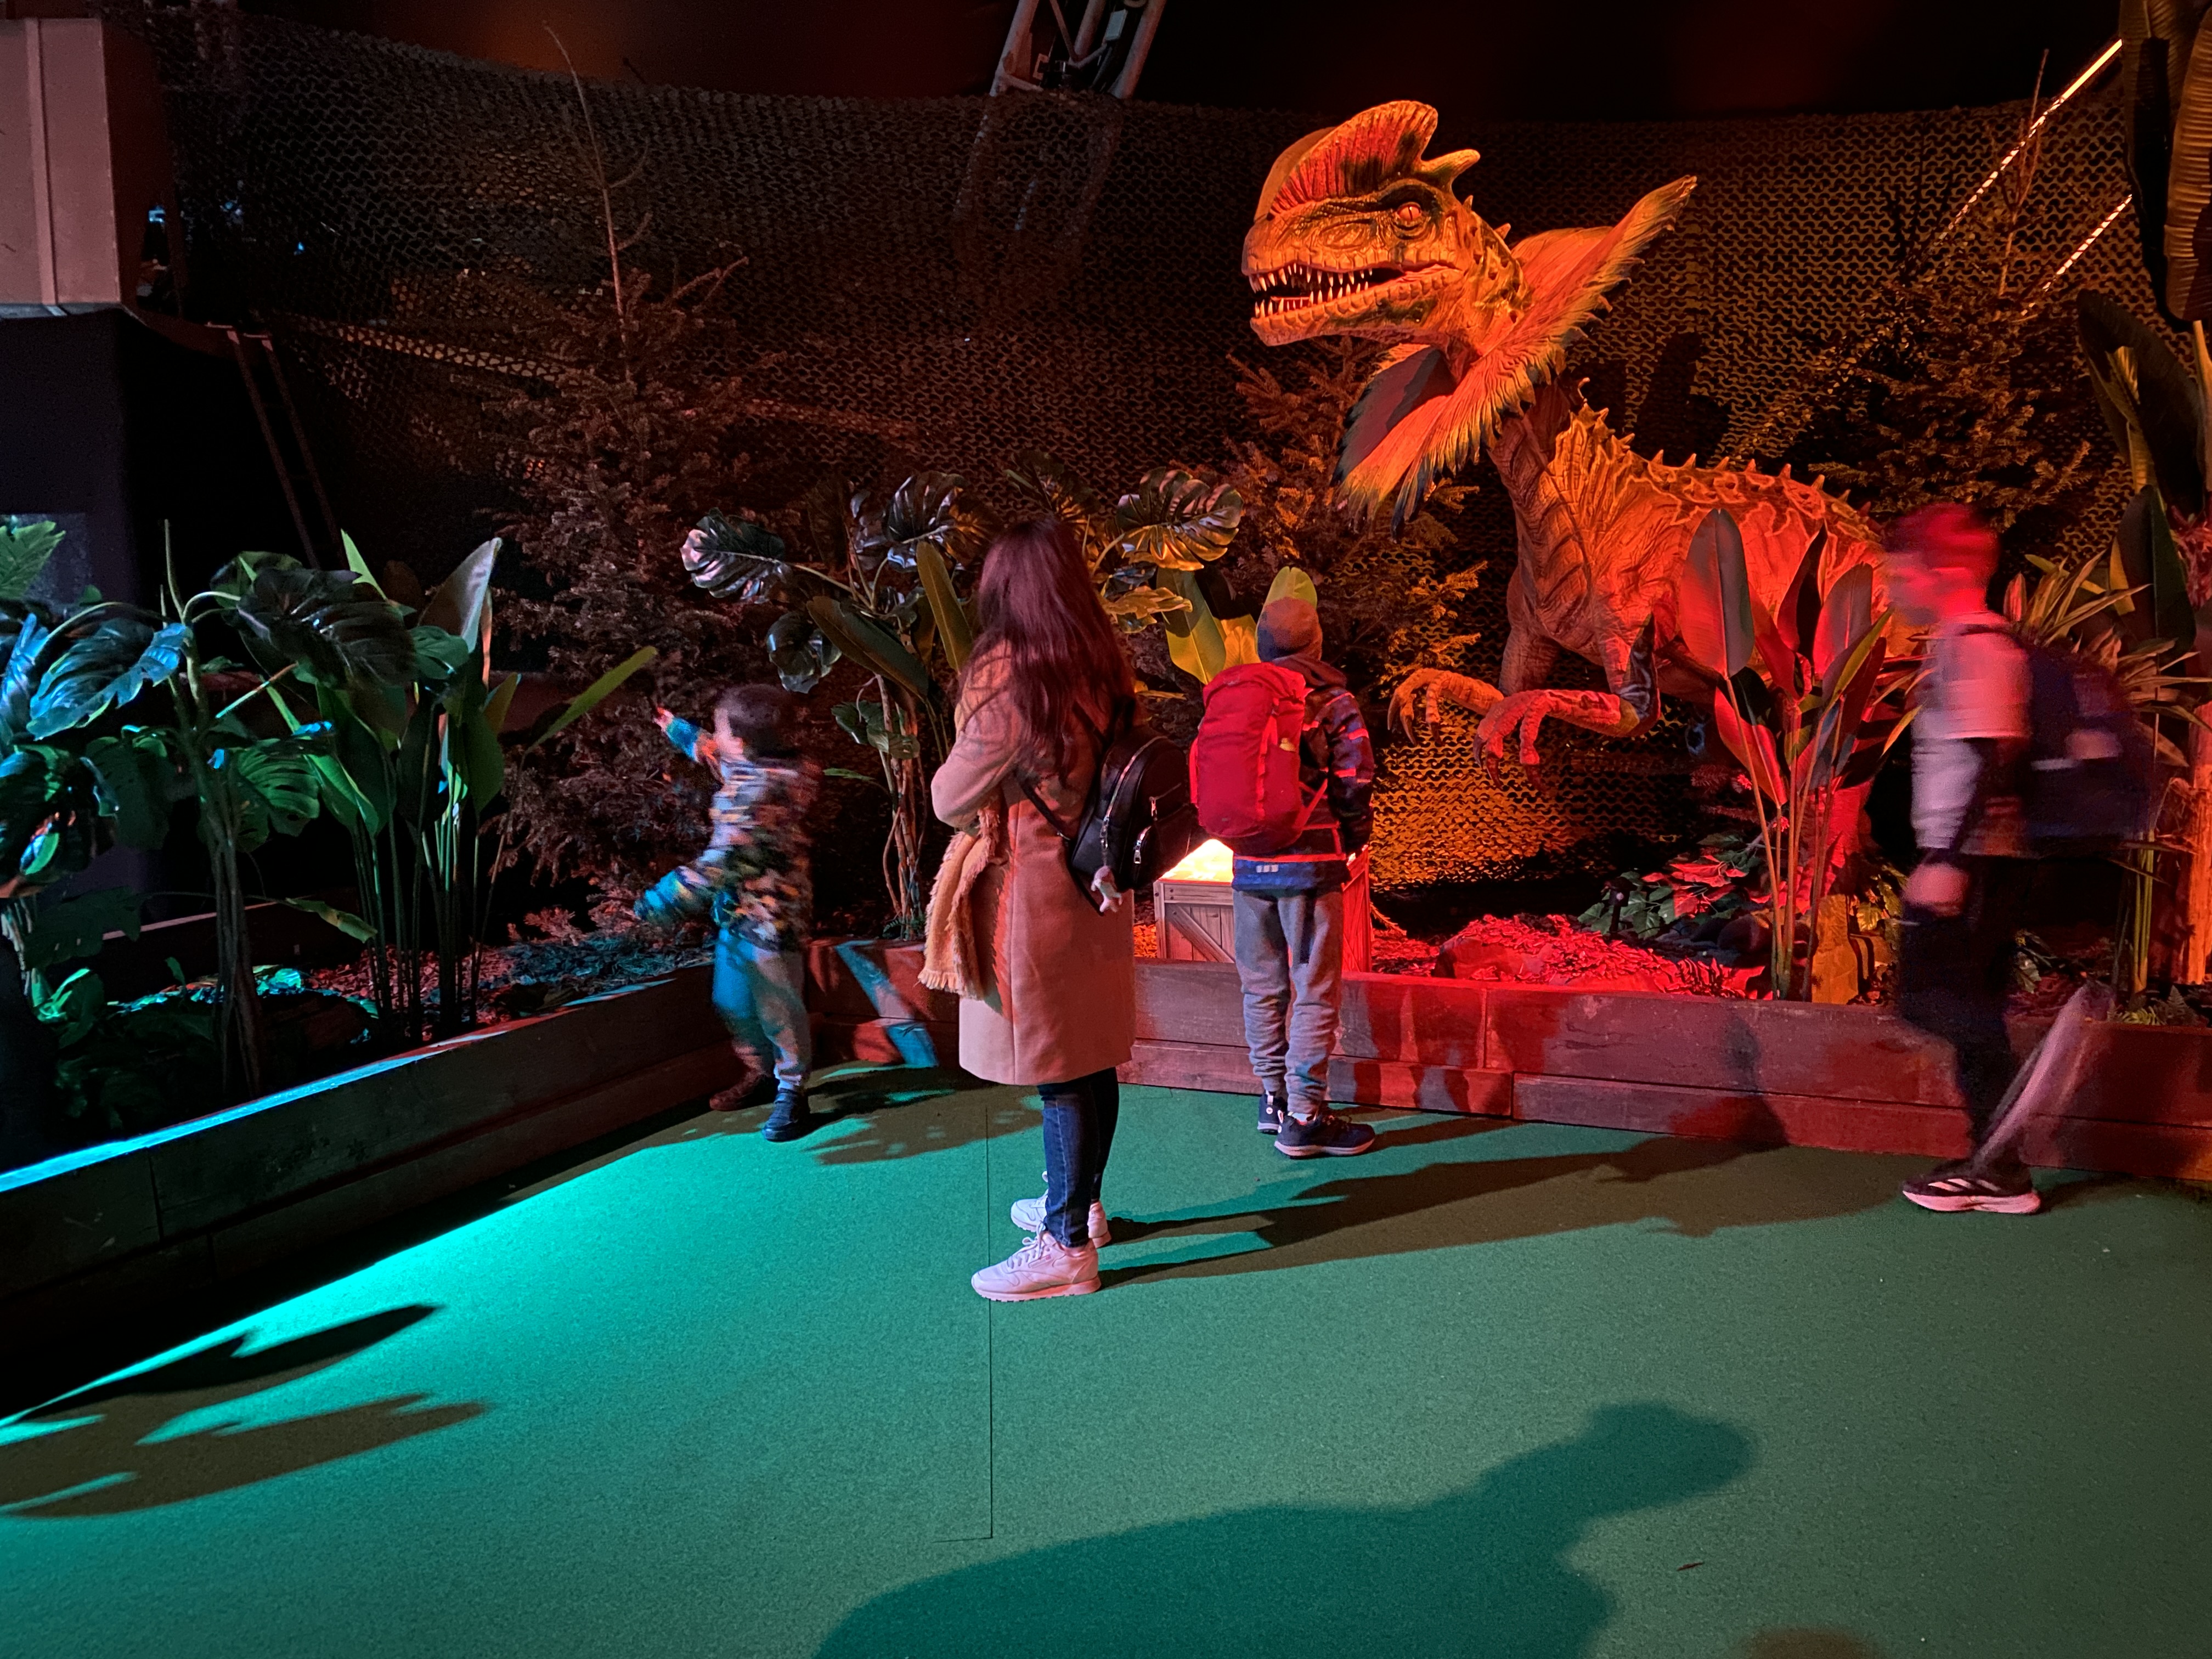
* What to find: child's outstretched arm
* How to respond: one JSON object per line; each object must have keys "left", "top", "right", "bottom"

{"left": 656, "top": 707, "right": 715, "bottom": 767}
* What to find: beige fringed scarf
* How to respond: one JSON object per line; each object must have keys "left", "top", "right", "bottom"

{"left": 921, "top": 798, "right": 1007, "bottom": 1000}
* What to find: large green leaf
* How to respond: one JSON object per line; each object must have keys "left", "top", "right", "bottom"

{"left": 529, "top": 647, "right": 659, "bottom": 750}
{"left": 1112, "top": 470, "right": 1244, "bottom": 572}
{"left": 27, "top": 616, "right": 187, "bottom": 738}
{"left": 859, "top": 472, "right": 992, "bottom": 576}
{"left": 0, "top": 519, "right": 63, "bottom": 603}
{"left": 0, "top": 743, "right": 99, "bottom": 884}
{"left": 764, "top": 610, "right": 840, "bottom": 694}
{"left": 915, "top": 540, "right": 973, "bottom": 673}
{"left": 806, "top": 597, "right": 935, "bottom": 703}
{"left": 419, "top": 537, "right": 500, "bottom": 642}
{"left": 2079, "top": 291, "right": 2206, "bottom": 514}
{"left": 2121, "top": 1, "right": 2179, "bottom": 315}
{"left": 443, "top": 671, "right": 505, "bottom": 806}
{"left": 0, "top": 602, "right": 58, "bottom": 747}
{"left": 220, "top": 738, "right": 323, "bottom": 853}
{"left": 1812, "top": 565, "right": 1875, "bottom": 680}
{"left": 685, "top": 512, "right": 806, "bottom": 605}
{"left": 410, "top": 625, "right": 475, "bottom": 683}
{"left": 1159, "top": 569, "right": 1229, "bottom": 683}
{"left": 1678, "top": 509, "right": 1755, "bottom": 679}
{"left": 83, "top": 729, "right": 177, "bottom": 849}
{"left": 280, "top": 895, "right": 377, "bottom": 944}
{"left": 2168, "top": 13, "right": 2212, "bottom": 318}
{"left": 1266, "top": 566, "right": 1320, "bottom": 610}
{"left": 1006, "top": 451, "right": 1105, "bottom": 561}
{"left": 2118, "top": 484, "right": 2200, "bottom": 649}
{"left": 19, "top": 887, "right": 142, "bottom": 972}
{"left": 229, "top": 566, "right": 415, "bottom": 687}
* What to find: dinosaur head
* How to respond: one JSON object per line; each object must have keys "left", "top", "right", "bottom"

{"left": 1244, "top": 101, "right": 1696, "bottom": 523}
{"left": 1242, "top": 101, "right": 1526, "bottom": 356}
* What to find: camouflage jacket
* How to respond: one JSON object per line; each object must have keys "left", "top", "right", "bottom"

{"left": 635, "top": 718, "right": 821, "bottom": 950}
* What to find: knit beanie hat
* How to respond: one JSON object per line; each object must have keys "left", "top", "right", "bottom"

{"left": 1256, "top": 596, "right": 1323, "bottom": 662}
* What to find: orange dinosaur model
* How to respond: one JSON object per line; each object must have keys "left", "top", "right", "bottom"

{"left": 1242, "top": 100, "right": 1884, "bottom": 763}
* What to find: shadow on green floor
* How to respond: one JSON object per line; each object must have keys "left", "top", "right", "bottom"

{"left": 1736, "top": 1632, "right": 1885, "bottom": 1657}
{"left": 815, "top": 1402, "right": 1754, "bottom": 1658}
{"left": 1101, "top": 1123, "right": 1910, "bottom": 1287}
{"left": 1, "top": 1305, "right": 483, "bottom": 1517}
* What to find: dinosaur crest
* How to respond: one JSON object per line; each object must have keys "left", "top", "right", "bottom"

{"left": 1255, "top": 101, "right": 1480, "bottom": 220}
{"left": 1242, "top": 101, "right": 1696, "bottom": 526}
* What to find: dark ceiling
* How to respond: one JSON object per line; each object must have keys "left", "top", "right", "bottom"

{"left": 252, "top": 0, "right": 2118, "bottom": 120}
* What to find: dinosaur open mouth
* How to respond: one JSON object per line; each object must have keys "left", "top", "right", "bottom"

{"left": 1246, "top": 263, "right": 1412, "bottom": 317}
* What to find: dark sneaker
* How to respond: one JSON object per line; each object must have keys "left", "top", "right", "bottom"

{"left": 761, "top": 1088, "right": 815, "bottom": 1142}
{"left": 1256, "top": 1091, "right": 1289, "bottom": 1135}
{"left": 1276, "top": 1109, "right": 1376, "bottom": 1159}
{"left": 1901, "top": 1159, "right": 2040, "bottom": 1215}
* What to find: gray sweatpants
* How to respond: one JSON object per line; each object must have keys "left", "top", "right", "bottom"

{"left": 713, "top": 928, "right": 813, "bottom": 1090}
{"left": 1231, "top": 887, "right": 1344, "bottom": 1118}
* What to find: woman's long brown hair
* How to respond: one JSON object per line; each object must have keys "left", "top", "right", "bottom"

{"left": 959, "top": 518, "right": 1133, "bottom": 781}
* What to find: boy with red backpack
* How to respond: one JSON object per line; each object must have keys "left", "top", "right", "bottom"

{"left": 1192, "top": 595, "right": 1378, "bottom": 1156}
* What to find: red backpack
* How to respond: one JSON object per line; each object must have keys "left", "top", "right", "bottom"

{"left": 1191, "top": 662, "right": 1312, "bottom": 850}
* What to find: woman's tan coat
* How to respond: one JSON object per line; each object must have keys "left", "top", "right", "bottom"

{"left": 929, "top": 659, "right": 1135, "bottom": 1085}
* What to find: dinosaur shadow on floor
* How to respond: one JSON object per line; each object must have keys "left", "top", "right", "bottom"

{"left": 815, "top": 1401, "right": 1753, "bottom": 1659}
{"left": 0, "top": 1305, "right": 484, "bottom": 1517}
{"left": 1098, "top": 1118, "right": 1916, "bottom": 1288}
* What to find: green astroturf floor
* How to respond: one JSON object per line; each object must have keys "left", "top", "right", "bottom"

{"left": 4, "top": 1073, "right": 2210, "bottom": 1658}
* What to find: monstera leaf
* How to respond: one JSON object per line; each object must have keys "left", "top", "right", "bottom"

{"left": 218, "top": 736, "right": 325, "bottom": 853}
{"left": 1006, "top": 452, "right": 1105, "bottom": 555}
{"left": 685, "top": 512, "right": 805, "bottom": 605}
{"left": 1111, "top": 470, "right": 1244, "bottom": 572}
{"left": 83, "top": 728, "right": 179, "bottom": 849}
{"left": 0, "top": 601, "right": 58, "bottom": 746}
{"left": 27, "top": 614, "right": 188, "bottom": 738}
{"left": 765, "top": 610, "right": 840, "bottom": 693}
{"left": 0, "top": 744, "right": 99, "bottom": 885}
{"left": 225, "top": 563, "right": 415, "bottom": 687}
{"left": 857, "top": 473, "right": 991, "bottom": 574}
{"left": 0, "top": 519, "right": 63, "bottom": 603}
{"left": 16, "top": 886, "right": 143, "bottom": 973}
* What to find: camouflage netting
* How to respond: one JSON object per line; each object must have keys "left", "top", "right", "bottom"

{"left": 108, "top": 5, "right": 2155, "bottom": 885}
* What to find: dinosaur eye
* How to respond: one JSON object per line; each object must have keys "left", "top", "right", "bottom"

{"left": 1392, "top": 201, "right": 1427, "bottom": 230}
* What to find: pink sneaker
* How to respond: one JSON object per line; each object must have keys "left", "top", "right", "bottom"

{"left": 971, "top": 1231, "right": 1100, "bottom": 1301}
{"left": 1008, "top": 1192, "right": 1111, "bottom": 1246}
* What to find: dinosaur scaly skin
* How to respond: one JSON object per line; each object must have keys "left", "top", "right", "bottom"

{"left": 1240, "top": 101, "right": 1884, "bottom": 764}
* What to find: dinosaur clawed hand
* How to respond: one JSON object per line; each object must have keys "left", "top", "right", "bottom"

{"left": 1386, "top": 670, "right": 1505, "bottom": 742}
{"left": 1475, "top": 691, "right": 1556, "bottom": 772}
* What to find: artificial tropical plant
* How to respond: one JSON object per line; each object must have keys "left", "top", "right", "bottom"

{"left": 2076, "top": 287, "right": 2212, "bottom": 979}
{"left": 685, "top": 473, "right": 986, "bottom": 935}
{"left": 286, "top": 535, "right": 655, "bottom": 1042}
{"left": 1001, "top": 452, "right": 1249, "bottom": 684}
{"left": 1675, "top": 509, "right": 1914, "bottom": 1001}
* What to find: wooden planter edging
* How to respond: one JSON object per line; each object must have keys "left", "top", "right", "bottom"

{"left": 1120, "top": 961, "right": 2212, "bottom": 1182}
{"left": 0, "top": 940, "right": 958, "bottom": 1361}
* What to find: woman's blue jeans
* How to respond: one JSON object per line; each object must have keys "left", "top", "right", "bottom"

{"left": 1039, "top": 1068, "right": 1119, "bottom": 1250}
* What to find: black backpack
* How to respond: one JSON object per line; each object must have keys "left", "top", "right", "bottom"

{"left": 1977, "top": 628, "right": 2157, "bottom": 856}
{"left": 1024, "top": 700, "right": 1203, "bottom": 901}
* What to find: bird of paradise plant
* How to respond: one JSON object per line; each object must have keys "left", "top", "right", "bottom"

{"left": 1676, "top": 509, "right": 1914, "bottom": 1001}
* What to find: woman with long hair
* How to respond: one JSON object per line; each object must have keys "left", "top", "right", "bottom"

{"left": 930, "top": 518, "right": 1136, "bottom": 1300}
